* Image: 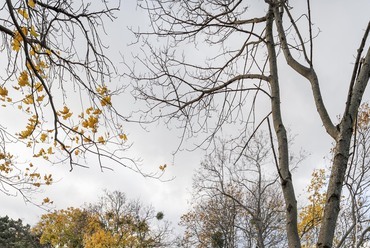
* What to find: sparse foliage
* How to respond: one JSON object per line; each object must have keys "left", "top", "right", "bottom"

{"left": 0, "top": 0, "right": 141, "bottom": 203}
{"left": 297, "top": 105, "right": 370, "bottom": 247}
{"left": 180, "top": 137, "right": 286, "bottom": 247}
{"left": 334, "top": 103, "right": 370, "bottom": 247}
{"left": 127, "top": 0, "right": 370, "bottom": 247}
{"left": 85, "top": 190, "right": 173, "bottom": 247}
{"left": 298, "top": 169, "right": 327, "bottom": 247}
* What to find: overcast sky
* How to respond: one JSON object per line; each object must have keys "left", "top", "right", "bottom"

{"left": 1, "top": 0, "right": 370, "bottom": 236}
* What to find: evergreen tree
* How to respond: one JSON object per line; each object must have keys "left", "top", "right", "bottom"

{"left": 0, "top": 216, "right": 43, "bottom": 248}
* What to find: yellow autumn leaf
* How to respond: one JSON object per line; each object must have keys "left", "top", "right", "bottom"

{"left": 30, "top": 172, "right": 40, "bottom": 178}
{"left": 101, "top": 95, "right": 112, "bottom": 106}
{"left": 18, "top": 71, "right": 29, "bottom": 87}
{"left": 39, "top": 60, "right": 48, "bottom": 68}
{"left": 37, "top": 95, "right": 45, "bottom": 102}
{"left": 12, "top": 31, "right": 23, "bottom": 52}
{"left": 40, "top": 133, "right": 48, "bottom": 142}
{"left": 119, "top": 133, "right": 128, "bottom": 141}
{"left": 11, "top": 39, "right": 21, "bottom": 51}
{"left": 59, "top": 106, "right": 73, "bottom": 120}
{"left": 34, "top": 148, "right": 45, "bottom": 157}
{"left": 20, "top": 27, "right": 28, "bottom": 36}
{"left": 59, "top": 106, "right": 70, "bottom": 115}
{"left": 30, "top": 25, "right": 38, "bottom": 37}
{"left": 159, "top": 164, "right": 167, "bottom": 171}
{"left": 28, "top": 0, "right": 35, "bottom": 8}
{"left": 23, "top": 95, "right": 34, "bottom": 104}
{"left": 47, "top": 147, "right": 53, "bottom": 154}
{"left": 93, "top": 108, "right": 102, "bottom": 115}
{"left": 86, "top": 107, "right": 94, "bottom": 115}
{"left": 97, "top": 85, "right": 108, "bottom": 95}
{"left": 97, "top": 136, "right": 105, "bottom": 144}
{"left": 19, "top": 129, "right": 32, "bottom": 139}
{"left": 35, "top": 82, "right": 44, "bottom": 92}
{"left": 63, "top": 112, "right": 72, "bottom": 120}
{"left": 82, "top": 115, "right": 99, "bottom": 131}
{"left": 17, "top": 9, "right": 29, "bottom": 19}
{"left": 0, "top": 154, "right": 5, "bottom": 160}
{"left": 0, "top": 86, "right": 8, "bottom": 97}
{"left": 74, "top": 149, "right": 80, "bottom": 156}
{"left": 44, "top": 174, "right": 53, "bottom": 185}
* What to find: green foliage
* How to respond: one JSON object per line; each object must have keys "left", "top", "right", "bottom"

{"left": 0, "top": 216, "right": 42, "bottom": 248}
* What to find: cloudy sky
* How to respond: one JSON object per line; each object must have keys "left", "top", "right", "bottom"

{"left": 1, "top": 0, "right": 370, "bottom": 235}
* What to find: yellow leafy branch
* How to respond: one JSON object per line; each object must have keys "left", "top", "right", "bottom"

{"left": 19, "top": 115, "right": 39, "bottom": 139}
{"left": 97, "top": 85, "right": 112, "bottom": 107}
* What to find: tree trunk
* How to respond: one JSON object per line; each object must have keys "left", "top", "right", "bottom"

{"left": 266, "top": 6, "right": 301, "bottom": 248}
{"left": 317, "top": 45, "right": 370, "bottom": 248}
{"left": 271, "top": 0, "right": 370, "bottom": 246}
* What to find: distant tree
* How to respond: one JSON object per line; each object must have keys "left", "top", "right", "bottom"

{"left": 127, "top": 1, "right": 370, "bottom": 246}
{"left": 298, "top": 169, "right": 327, "bottom": 248}
{"left": 180, "top": 136, "right": 287, "bottom": 247}
{"left": 85, "top": 190, "right": 174, "bottom": 247}
{"left": 33, "top": 190, "right": 174, "bottom": 247}
{"left": 296, "top": 104, "right": 370, "bottom": 247}
{"left": 0, "top": 0, "right": 138, "bottom": 203}
{"left": 337, "top": 103, "right": 370, "bottom": 247}
{"left": 180, "top": 186, "right": 242, "bottom": 248}
{"left": 0, "top": 215, "right": 43, "bottom": 248}
{"left": 32, "top": 207, "right": 92, "bottom": 248}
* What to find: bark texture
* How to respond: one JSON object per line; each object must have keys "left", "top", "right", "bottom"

{"left": 266, "top": 6, "right": 301, "bottom": 248}
{"left": 317, "top": 44, "right": 370, "bottom": 248}
{"left": 272, "top": 1, "right": 370, "bottom": 247}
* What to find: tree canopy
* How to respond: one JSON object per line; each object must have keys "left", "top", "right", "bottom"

{"left": 0, "top": 215, "right": 42, "bottom": 248}
{"left": 0, "top": 0, "right": 140, "bottom": 203}
{"left": 32, "top": 190, "right": 173, "bottom": 247}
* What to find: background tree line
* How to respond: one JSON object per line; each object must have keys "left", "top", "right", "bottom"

{"left": 1, "top": 190, "right": 173, "bottom": 248}
{"left": 178, "top": 103, "right": 370, "bottom": 247}
{"left": 2, "top": 103, "right": 370, "bottom": 247}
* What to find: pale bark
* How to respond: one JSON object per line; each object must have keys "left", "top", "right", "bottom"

{"left": 317, "top": 43, "right": 370, "bottom": 248}
{"left": 271, "top": 4, "right": 338, "bottom": 140}
{"left": 270, "top": 0, "right": 370, "bottom": 246}
{"left": 266, "top": 7, "right": 301, "bottom": 248}
{"left": 129, "top": 1, "right": 370, "bottom": 246}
